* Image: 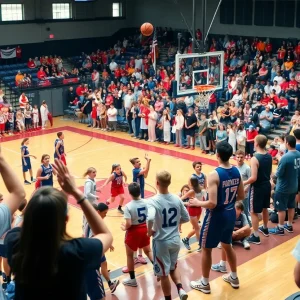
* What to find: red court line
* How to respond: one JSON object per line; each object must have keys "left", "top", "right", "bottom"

{"left": 63, "top": 126, "right": 223, "bottom": 167}
{"left": 1, "top": 125, "right": 224, "bottom": 167}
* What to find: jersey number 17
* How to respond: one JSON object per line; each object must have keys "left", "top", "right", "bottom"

{"left": 224, "top": 186, "right": 238, "bottom": 205}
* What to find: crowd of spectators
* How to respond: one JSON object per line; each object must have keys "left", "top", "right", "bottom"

{"left": 63, "top": 33, "right": 300, "bottom": 158}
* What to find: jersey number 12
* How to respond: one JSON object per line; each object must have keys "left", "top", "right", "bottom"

{"left": 162, "top": 208, "right": 178, "bottom": 228}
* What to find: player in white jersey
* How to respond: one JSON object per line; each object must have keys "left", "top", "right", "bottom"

{"left": 121, "top": 182, "right": 153, "bottom": 287}
{"left": 147, "top": 171, "right": 190, "bottom": 300}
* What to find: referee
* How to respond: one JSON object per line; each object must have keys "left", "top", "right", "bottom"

{"left": 269, "top": 135, "right": 300, "bottom": 235}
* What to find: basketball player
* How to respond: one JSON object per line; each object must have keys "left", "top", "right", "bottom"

{"left": 189, "top": 141, "right": 245, "bottom": 294}
{"left": 147, "top": 170, "right": 190, "bottom": 300}
{"left": 129, "top": 154, "right": 151, "bottom": 199}
{"left": 54, "top": 132, "right": 66, "bottom": 165}
{"left": 121, "top": 182, "right": 153, "bottom": 287}
{"left": 243, "top": 135, "right": 272, "bottom": 245}
{"left": 101, "top": 163, "right": 127, "bottom": 214}
{"left": 36, "top": 154, "right": 56, "bottom": 188}
{"left": 191, "top": 161, "right": 207, "bottom": 189}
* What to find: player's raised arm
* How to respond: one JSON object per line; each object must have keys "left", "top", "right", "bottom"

{"left": 141, "top": 154, "right": 151, "bottom": 178}
{"left": 0, "top": 152, "right": 26, "bottom": 215}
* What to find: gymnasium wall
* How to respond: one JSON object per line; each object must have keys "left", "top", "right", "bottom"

{"left": 127, "top": 0, "right": 300, "bottom": 39}
{"left": 0, "top": 0, "right": 128, "bottom": 45}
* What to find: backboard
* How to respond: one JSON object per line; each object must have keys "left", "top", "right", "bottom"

{"left": 172, "top": 51, "right": 224, "bottom": 98}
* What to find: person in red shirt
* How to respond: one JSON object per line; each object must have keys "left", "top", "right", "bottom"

{"left": 101, "top": 52, "right": 108, "bottom": 65}
{"left": 16, "top": 45, "right": 22, "bottom": 62}
{"left": 37, "top": 67, "right": 46, "bottom": 80}
{"left": 257, "top": 63, "right": 268, "bottom": 81}
{"left": 246, "top": 125, "right": 258, "bottom": 158}
{"left": 196, "top": 29, "right": 202, "bottom": 41}
{"left": 289, "top": 76, "right": 298, "bottom": 89}
{"left": 280, "top": 78, "right": 289, "bottom": 93}
{"left": 265, "top": 41, "right": 273, "bottom": 55}
{"left": 76, "top": 83, "right": 86, "bottom": 102}
{"left": 261, "top": 93, "right": 270, "bottom": 106}
{"left": 295, "top": 41, "right": 300, "bottom": 63}
{"left": 276, "top": 95, "right": 288, "bottom": 108}
{"left": 114, "top": 66, "right": 121, "bottom": 79}
{"left": 277, "top": 47, "right": 286, "bottom": 64}
{"left": 27, "top": 58, "right": 36, "bottom": 69}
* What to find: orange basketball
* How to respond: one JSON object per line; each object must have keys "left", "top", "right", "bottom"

{"left": 140, "top": 22, "right": 154, "bottom": 37}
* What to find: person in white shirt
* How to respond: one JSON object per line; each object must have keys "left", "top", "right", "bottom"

{"left": 91, "top": 69, "right": 99, "bottom": 89}
{"left": 107, "top": 103, "right": 118, "bottom": 131}
{"left": 109, "top": 59, "right": 118, "bottom": 72}
{"left": 273, "top": 81, "right": 281, "bottom": 95}
{"left": 40, "top": 100, "right": 49, "bottom": 129}
{"left": 124, "top": 90, "right": 135, "bottom": 112}
{"left": 132, "top": 69, "right": 142, "bottom": 80}
{"left": 147, "top": 170, "right": 190, "bottom": 300}
{"left": 184, "top": 95, "right": 194, "bottom": 108}
{"left": 123, "top": 38, "right": 128, "bottom": 48}
{"left": 264, "top": 81, "right": 272, "bottom": 95}
{"left": 135, "top": 56, "right": 143, "bottom": 71}
{"left": 273, "top": 72, "right": 283, "bottom": 85}
{"left": 121, "top": 182, "right": 154, "bottom": 287}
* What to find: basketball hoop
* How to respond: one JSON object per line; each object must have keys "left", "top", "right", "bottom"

{"left": 194, "top": 85, "right": 216, "bottom": 109}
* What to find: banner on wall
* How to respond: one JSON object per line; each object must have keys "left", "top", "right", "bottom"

{"left": 0, "top": 48, "right": 16, "bottom": 59}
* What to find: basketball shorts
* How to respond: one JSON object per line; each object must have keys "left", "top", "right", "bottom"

{"left": 22, "top": 160, "right": 32, "bottom": 173}
{"left": 101, "top": 255, "right": 106, "bottom": 264}
{"left": 200, "top": 208, "right": 236, "bottom": 249}
{"left": 0, "top": 244, "right": 7, "bottom": 258}
{"left": 248, "top": 183, "right": 271, "bottom": 214}
{"left": 35, "top": 180, "right": 41, "bottom": 189}
{"left": 60, "top": 154, "right": 67, "bottom": 166}
{"left": 85, "top": 269, "right": 105, "bottom": 300}
{"left": 111, "top": 185, "right": 124, "bottom": 197}
{"left": 188, "top": 206, "right": 202, "bottom": 217}
{"left": 152, "top": 235, "right": 180, "bottom": 277}
{"left": 274, "top": 192, "right": 296, "bottom": 211}
{"left": 125, "top": 223, "right": 150, "bottom": 251}
{"left": 0, "top": 123, "right": 5, "bottom": 132}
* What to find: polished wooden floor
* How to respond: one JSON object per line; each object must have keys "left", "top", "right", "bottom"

{"left": 0, "top": 117, "right": 299, "bottom": 300}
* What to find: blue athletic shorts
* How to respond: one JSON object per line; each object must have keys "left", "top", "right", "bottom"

{"left": 85, "top": 269, "right": 105, "bottom": 300}
{"left": 200, "top": 208, "right": 236, "bottom": 249}
{"left": 22, "top": 160, "right": 31, "bottom": 173}
{"left": 101, "top": 255, "right": 106, "bottom": 263}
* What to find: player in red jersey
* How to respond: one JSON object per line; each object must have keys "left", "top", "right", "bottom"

{"left": 102, "top": 163, "right": 127, "bottom": 214}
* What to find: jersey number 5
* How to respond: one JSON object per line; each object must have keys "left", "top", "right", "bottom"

{"left": 224, "top": 186, "right": 238, "bottom": 205}
{"left": 162, "top": 208, "right": 178, "bottom": 228}
{"left": 137, "top": 207, "right": 147, "bottom": 223}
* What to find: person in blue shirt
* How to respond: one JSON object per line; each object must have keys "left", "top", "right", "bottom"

{"left": 36, "top": 154, "right": 57, "bottom": 188}
{"left": 129, "top": 154, "right": 151, "bottom": 199}
{"left": 269, "top": 135, "right": 300, "bottom": 235}
{"left": 293, "top": 129, "right": 300, "bottom": 216}
{"left": 189, "top": 141, "right": 245, "bottom": 294}
{"left": 21, "top": 138, "right": 37, "bottom": 185}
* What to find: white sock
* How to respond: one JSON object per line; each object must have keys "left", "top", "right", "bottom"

{"left": 220, "top": 260, "right": 226, "bottom": 267}
{"left": 278, "top": 224, "right": 284, "bottom": 229}
{"left": 298, "top": 203, "right": 300, "bottom": 209}
{"left": 287, "top": 222, "right": 292, "bottom": 226}
{"left": 230, "top": 272, "right": 237, "bottom": 279}
{"left": 253, "top": 230, "right": 259, "bottom": 237}
{"left": 201, "top": 277, "right": 209, "bottom": 285}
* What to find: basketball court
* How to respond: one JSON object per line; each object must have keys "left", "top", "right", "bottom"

{"left": 1, "top": 118, "right": 299, "bottom": 299}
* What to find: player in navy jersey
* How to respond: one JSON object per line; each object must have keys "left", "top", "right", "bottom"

{"left": 54, "top": 132, "right": 66, "bottom": 165}
{"left": 129, "top": 154, "right": 151, "bottom": 198}
{"left": 190, "top": 141, "right": 245, "bottom": 294}
{"left": 192, "top": 161, "right": 207, "bottom": 189}
{"left": 21, "top": 138, "right": 37, "bottom": 185}
{"left": 36, "top": 154, "right": 56, "bottom": 188}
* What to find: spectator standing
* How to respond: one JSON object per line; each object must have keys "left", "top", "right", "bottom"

{"left": 147, "top": 106, "right": 157, "bottom": 142}
{"left": 198, "top": 113, "right": 208, "bottom": 153}
{"left": 16, "top": 45, "right": 22, "bottom": 62}
{"left": 107, "top": 103, "right": 118, "bottom": 132}
{"left": 19, "top": 93, "right": 29, "bottom": 111}
{"left": 246, "top": 125, "right": 257, "bottom": 158}
{"left": 269, "top": 135, "right": 300, "bottom": 235}
{"left": 91, "top": 69, "right": 99, "bottom": 89}
{"left": 40, "top": 100, "right": 49, "bottom": 129}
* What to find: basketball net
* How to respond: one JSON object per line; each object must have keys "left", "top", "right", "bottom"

{"left": 194, "top": 85, "right": 216, "bottom": 109}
